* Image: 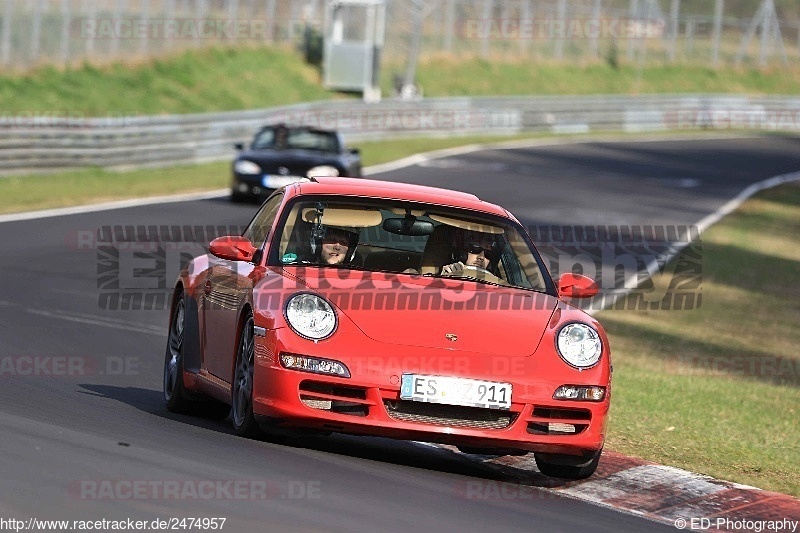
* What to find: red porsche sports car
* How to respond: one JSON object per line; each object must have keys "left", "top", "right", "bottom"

{"left": 163, "top": 177, "right": 611, "bottom": 479}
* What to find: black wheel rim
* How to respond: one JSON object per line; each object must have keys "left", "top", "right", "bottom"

{"left": 164, "top": 298, "right": 185, "bottom": 400}
{"left": 232, "top": 316, "right": 254, "bottom": 428}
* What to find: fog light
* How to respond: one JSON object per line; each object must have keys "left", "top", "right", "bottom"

{"left": 553, "top": 385, "right": 605, "bottom": 401}
{"left": 280, "top": 354, "right": 350, "bottom": 377}
{"left": 301, "top": 398, "right": 332, "bottom": 410}
{"left": 237, "top": 183, "right": 249, "bottom": 193}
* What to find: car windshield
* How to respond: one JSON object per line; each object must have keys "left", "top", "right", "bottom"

{"left": 252, "top": 127, "right": 339, "bottom": 153}
{"left": 269, "top": 197, "right": 551, "bottom": 292}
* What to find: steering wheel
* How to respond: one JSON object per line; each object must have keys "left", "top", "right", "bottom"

{"left": 441, "top": 265, "right": 504, "bottom": 284}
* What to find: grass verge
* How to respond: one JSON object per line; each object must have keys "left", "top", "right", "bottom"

{"left": 2, "top": 46, "right": 800, "bottom": 117}
{"left": 601, "top": 181, "right": 800, "bottom": 497}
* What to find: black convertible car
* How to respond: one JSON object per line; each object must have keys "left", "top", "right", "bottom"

{"left": 230, "top": 123, "right": 362, "bottom": 202}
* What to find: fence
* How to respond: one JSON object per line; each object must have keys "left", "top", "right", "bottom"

{"left": 1, "top": 94, "right": 798, "bottom": 176}
{"left": 0, "top": 0, "right": 798, "bottom": 72}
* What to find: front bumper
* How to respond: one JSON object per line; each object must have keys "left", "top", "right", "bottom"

{"left": 252, "top": 340, "right": 609, "bottom": 457}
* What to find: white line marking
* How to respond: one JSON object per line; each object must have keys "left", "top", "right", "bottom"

{"left": 0, "top": 189, "right": 228, "bottom": 224}
{"left": 26, "top": 308, "right": 166, "bottom": 336}
{"left": 594, "top": 170, "right": 800, "bottom": 314}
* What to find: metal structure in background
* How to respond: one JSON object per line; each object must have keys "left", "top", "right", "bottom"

{"left": 322, "top": 0, "right": 385, "bottom": 101}
{"left": 0, "top": 0, "right": 798, "bottom": 72}
{"left": 736, "top": 0, "right": 788, "bottom": 67}
{"left": 398, "top": 0, "right": 436, "bottom": 100}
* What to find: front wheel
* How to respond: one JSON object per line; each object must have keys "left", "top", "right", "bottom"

{"left": 534, "top": 448, "right": 602, "bottom": 480}
{"left": 231, "top": 313, "right": 260, "bottom": 437}
{"left": 163, "top": 296, "right": 193, "bottom": 413}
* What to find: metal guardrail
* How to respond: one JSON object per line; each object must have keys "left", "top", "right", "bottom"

{"left": 1, "top": 94, "right": 799, "bottom": 176}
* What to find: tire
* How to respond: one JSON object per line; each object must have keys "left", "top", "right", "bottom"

{"left": 534, "top": 448, "right": 602, "bottom": 480}
{"left": 163, "top": 296, "right": 194, "bottom": 413}
{"left": 231, "top": 312, "right": 260, "bottom": 437}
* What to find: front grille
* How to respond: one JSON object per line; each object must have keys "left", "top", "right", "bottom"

{"left": 383, "top": 400, "right": 516, "bottom": 430}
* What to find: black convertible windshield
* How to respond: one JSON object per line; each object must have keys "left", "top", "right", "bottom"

{"left": 270, "top": 197, "right": 552, "bottom": 292}
{"left": 252, "top": 126, "right": 339, "bottom": 153}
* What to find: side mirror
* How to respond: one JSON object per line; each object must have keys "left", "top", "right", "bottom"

{"left": 557, "top": 273, "right": 599, "bottom": 299}
{"left": 349, "top": 148, "right": 360, "bottom": 156}
{"left": 209, "top": 236, "right": 256, "bottom": 262}
{"left": 234, "top": 142, "right": 245, "bottom": 151}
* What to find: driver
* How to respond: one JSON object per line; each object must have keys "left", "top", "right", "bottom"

{"left": 316, "top": 226, "right": 359, "bottom": 266}
{"left": 441, "top": 239, "right": 500, "bottom": 276}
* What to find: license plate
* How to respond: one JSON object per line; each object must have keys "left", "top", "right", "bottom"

{"left": 262, "top": 175, "right": 304, "bottom": 188}
{"left": 400, "top": 374, "right": 512, "bottom": 410}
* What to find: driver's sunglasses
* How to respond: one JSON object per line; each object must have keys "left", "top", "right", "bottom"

{"left": 464, "top": 242, "right": 497, "bottom": 259}
{"left": 323, "top": 236, "right": 349, "bottom": 246}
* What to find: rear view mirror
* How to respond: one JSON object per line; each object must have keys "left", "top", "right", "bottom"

{"left": 382, "top": 217, "right": 434, "bottom": 236}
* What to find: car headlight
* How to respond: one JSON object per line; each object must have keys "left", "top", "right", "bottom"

{"left": 556, "top": 323, "right": 602, "bottom": 368}
{"left": 234, "top": 160, "right": 261, "bottom": 175}
{"left": 280, "top": 354, "right": 350, "bottom": 377}
{"left": 306, "top": 165, "right": 339, "bottom": 178}
{"left": 284, "top": 293, "right": 337, "bottom": 340}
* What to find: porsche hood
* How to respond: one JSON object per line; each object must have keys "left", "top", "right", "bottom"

{"left": 285, "top": 271, "right": 558, "bottom": 357}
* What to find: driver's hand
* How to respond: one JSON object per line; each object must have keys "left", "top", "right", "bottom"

{"left": 441, "top": 261, "right": 465, "bottom": 274}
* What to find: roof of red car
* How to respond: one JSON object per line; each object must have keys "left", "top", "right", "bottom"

{"left": 290, "top": 177, "right": 509, "bottom": 218}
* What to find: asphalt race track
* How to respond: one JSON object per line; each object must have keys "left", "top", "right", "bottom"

{"left": 1, "top": 135, "right": 798, "bottom": 532}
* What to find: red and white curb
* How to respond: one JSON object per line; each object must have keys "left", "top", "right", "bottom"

{"left": 430, "top": 444, "right": 800, "bottom": 530}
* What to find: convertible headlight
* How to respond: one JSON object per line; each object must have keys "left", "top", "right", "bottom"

{"left": 284, "top": 293, "right": 337, "bottom": 340}
{"left": 234, "top": 160, "right": 261, "bottom": 175}
{"left": 306, "top": 165, "right": 339, "bottom": 178}
{"left": 556, "top": 323, "right": 602, "bottom": 368}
